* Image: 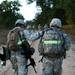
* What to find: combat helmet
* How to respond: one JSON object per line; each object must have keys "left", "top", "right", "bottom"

{"left": 50, "top": 18, "right": 62, "bottom": 28}
{"left": 15, "top": 19, "right": 25, "bottom": 26}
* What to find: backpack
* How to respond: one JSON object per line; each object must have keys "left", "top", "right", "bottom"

{"left": 38, "top": 28, "right": 65, "bottom": 56}
{"left": 7, "top": 27, "right": 21, "bottom": 51}
{"left": 7, "top": 27, "right": 35, "bottom": 56}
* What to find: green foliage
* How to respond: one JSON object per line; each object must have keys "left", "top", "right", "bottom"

{"left": 65, "top": 0, "right": 75, "bottom": 24}
{"left": 53, "top": 0, "right": 75, "bottom": 24}
{"left": 0, "top": 0, "right": 24, "bottom": 29}
{"left": 27, "top": 0, "right": 75, "bottom": 27}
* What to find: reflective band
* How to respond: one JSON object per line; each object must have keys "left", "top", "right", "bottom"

{"left": 43, "top": 40, "right": 63, "bottom": 45}
{"left": 17, "top": 39, "right": 24, "bottom": 45}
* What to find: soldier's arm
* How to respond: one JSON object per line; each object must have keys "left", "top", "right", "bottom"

{"left": 29, "top": 31, "right": 44, "bottom": 41}
{"left": 63, "top": 33, "right": 71, "bottom": 51}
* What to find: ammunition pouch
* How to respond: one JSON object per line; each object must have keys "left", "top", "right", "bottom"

{"left": 43, "top": 51, "right": 66, "bottom": 59}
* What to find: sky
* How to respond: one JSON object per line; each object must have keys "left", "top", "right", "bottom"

{"left": 0, "top": 0, "right": 38, "bottom": 21}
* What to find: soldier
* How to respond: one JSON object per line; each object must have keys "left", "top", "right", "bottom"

{"left": 29, "top": 18, "right": 71, "bottom": 75}
{"left": 7, "top": 19, "right": 28, "bottom": 75}
{"left": 38, "top": 18, "right": 71, "bottom": 75}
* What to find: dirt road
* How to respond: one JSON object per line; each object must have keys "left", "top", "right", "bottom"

{"left": 0, "top": 40, "right": 75, "bottom": 75}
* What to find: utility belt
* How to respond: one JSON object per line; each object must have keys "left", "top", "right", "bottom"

{"left": 43, "top": 52, "right": 65, "bottom": 59}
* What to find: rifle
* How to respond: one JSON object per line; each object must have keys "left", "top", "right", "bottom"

{"left": 18, "top": 31, "right": 37, "bottom": 73}
{"left": 26, "top": 57, "right": 37, "bottom": 73}
{"left": 0, "top": 46, "right": 11, "bottom": 66}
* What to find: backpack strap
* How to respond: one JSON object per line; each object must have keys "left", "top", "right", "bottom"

{"left": 59, "top": 31, "right": 66, "bottom": 58}
{"left": 17, "top": 31, "right": 28, "bottom": 45}
{"left": 55, "top": 29, "right": 66, "bottom": 58}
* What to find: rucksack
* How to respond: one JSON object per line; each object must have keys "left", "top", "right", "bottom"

{"left": 7, "top": 27, "right": 22, "bottom": 51}
{"left": 38, "top": 28, "right": 65, "bottom": 56}
{"left": 7, "top": 27, "right": 35, "bottom": 55}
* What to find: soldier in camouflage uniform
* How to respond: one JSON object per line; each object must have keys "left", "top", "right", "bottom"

{"left": 38, "top": 18, "right": 71, "bottom": 75}
{"left": 30, "top": 18, "right": 71, "bottom": 75}
{"left": 7, "top": 19, "right": 28, "bottom": 75}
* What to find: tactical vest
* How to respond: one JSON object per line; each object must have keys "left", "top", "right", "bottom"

{"left": 7, "top": 27, "right": 22, "bottom": 51}
{"left": 38, "top": 28, "right": 65, "bottom": 57}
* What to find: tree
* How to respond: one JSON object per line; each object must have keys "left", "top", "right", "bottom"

{"left": 53, "top": 0, "right": 75, "bottom": 24}
{"left": 27, "top": 0, "right": 54, "bottom": 28}
{"left": 27, "top": 0, "right": 75, "bottom": 27}
{"left": 0, "top": 0, "right": 24, "bottom": 28}
{"left": 64, "top": 0, "right": 75, "bottom": 24}
{"left": 26, "top": 0, "right": 66, "bottom": 28}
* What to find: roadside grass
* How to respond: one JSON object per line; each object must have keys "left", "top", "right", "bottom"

{"left": 0, "top": 29, "right": 9, "bottom": 45}
{"left": 62, "top": 25, "right": 75, "bottom": 38}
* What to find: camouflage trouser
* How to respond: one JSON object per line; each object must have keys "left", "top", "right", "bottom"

{"left": 10, "top": 51, "right": 28, "bottom": 75}
{"left": 41, "top": 57, "right": 63, "bottom": 75}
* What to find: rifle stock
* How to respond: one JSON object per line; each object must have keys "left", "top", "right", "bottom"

{"left": 0, "top": 47, "right": 11, "bottom": 66}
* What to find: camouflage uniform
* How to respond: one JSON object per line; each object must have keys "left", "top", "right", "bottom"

{"left": 41, "top": 18, "right": 71, "bottom": 75}
{"left": 10, "top": 49, "right": 28, "bottom": 75}
{"left": 30, "top": 18, "right": 71, "bottom": 75}
{"left": 40, "top": 27, "right": 71, "bottom": 75}
{"left": 23, "top": 29, "right": 33, "bottom": 40}
{"left": 7, "top": 19, "right": 28, "bottom": 75}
